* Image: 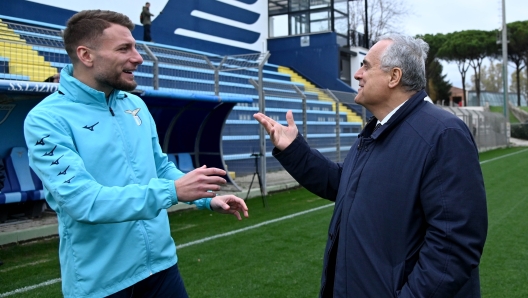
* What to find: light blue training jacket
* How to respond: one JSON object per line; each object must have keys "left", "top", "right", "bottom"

{"left": 24, "top": 65, "right": 212, "bottom": 297}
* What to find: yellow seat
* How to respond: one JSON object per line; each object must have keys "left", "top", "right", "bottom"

{"left": 1, "top": 55, "right": 47, "bottom": 64}
{"left": 0, "top": 41, "right": 31, "bottom": 48}
{"left": 9, "top": 64, "right": 56, "bottom": 73}
{"left": 278, "top": 66, "right": 363, "bottom": 123}
{"left": 0, "top": 21, "right": 59, "bottom": 82}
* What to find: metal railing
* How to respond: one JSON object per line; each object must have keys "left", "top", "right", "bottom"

{"left": 237, "top": 78, "right": 363, "bottom": 194}
{"left": 441, "top": 106, "right": 509, "bottom": 151}
{"left": 0, "top": 20, "right": 66, "bottom": 82}
{"left": 135, "top": 43, "right": 270, "bottom": 99}
{"left": 1, "top": 19, "right": 511, "bottom": 195}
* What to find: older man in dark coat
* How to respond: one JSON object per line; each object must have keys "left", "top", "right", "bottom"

{"left": 254, "top": 34, "right": 487, "bottom": 297}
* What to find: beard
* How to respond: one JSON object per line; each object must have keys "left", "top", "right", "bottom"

{"left": 95, "top": 70, "right": 138, "bottom": 92}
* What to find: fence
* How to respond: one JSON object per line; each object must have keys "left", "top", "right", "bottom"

{"left": 234, "top": 78, "right": 364, "bottom": 194}
{"left": 0, "top": 21, "right": 66, "bottom": 82}
{"left": 441, "top": 106, "right": 509, "bottom": 151}
{"left": 0, "top": 19, "right": 365, "bottom": 195}
{"left": 137, "top": 43, "right": 270, "bottom": 99}
{"left": 0, "top": 19, "right": 511, "bottom": 195}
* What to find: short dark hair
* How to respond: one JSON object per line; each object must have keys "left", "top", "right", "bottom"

{"left": 63, "top": 10, "right": 134, "bottom": 63}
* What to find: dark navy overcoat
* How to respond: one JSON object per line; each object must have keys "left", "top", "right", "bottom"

{"left": 274, "top": 90, "right": 488, "bottom": 297}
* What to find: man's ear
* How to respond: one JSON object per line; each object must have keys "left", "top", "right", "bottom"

{"left": 388, "top": 67, "right": 402, "bottom": 89}
{"left": 76, "top": 46, "right": 94, "bottom": 67}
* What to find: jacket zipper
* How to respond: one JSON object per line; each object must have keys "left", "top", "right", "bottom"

{"left": 108, "top": 97, "right": 151, "bottom": 274}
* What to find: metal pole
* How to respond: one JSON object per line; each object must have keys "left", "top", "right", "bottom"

{"left": 501, "top": 0, "right": 510, "bottom": 145}
{"left": 214, "top": 69, "right": 220, "bottom": 96}
{"left": 258, "top": 53, "right": 270, "bottom": 197}
{"left": 257, "top": 63, "right": 267, "bottom": 196}
{"left": 292, "top": 85, "right": 307, "bottom": 141}
{"left": 206, "top": 56, "right": 226, "bottom": 96}
{"left": 364, "top": 0, "right": 368, "bottom": 47}
{"left": 249, "top": 53, "right": 270, "bottom": 198}
{"left": 325, "top": 89, "right": 341, "bottom": 162}
{"left": 141, "top": 44, "right": 159, "bottom": 90}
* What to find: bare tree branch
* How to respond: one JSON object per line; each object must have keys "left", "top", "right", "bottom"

{"left": 349, "top": 0, "right": 412, "bottom": 41}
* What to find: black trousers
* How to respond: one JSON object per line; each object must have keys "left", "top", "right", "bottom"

{"left": 106, "top": 264, "right": 188, "bottom": 298}
{"left": 143, "top": 24, "right": 152, "bottom": 42}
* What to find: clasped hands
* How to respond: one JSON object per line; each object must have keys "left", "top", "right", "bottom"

{"left": 175, "top": 165, "right": 248, "bottom": 220}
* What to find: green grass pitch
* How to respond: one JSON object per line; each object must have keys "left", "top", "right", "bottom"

{"left": 0, "top": 147, "right": 527, "bottom": 297}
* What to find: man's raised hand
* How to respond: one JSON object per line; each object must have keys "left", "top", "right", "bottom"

{"left": 253, "top": 110, "right": 298, "bottom": 151}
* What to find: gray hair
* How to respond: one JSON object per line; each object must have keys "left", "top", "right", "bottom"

{"left": 377, "top": 34, "right": 429, "bottom": 92}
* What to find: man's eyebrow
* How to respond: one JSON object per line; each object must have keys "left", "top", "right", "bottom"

{"left": 116, "top": 41, "right": 134, "bottom": 48}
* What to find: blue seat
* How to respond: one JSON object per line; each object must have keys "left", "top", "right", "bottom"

{"left": 176, "top": 153, "right": 194, "bottom": 173}
{"left": 4, "top": 147, "right": 44, "bottom": 202}
{"left": 1, "top": 147, "right": 47, "bottom": 219}
{"left": 167, "top": 154, "right": 177, "bottom": 166}
{"left": 0, "top": 161, "right": 28, "bottom": 204}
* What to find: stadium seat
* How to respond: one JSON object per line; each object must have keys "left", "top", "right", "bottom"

{"left": 0, "top": 156, "right": 32, "bottom": 222}
{"left": 3, "top": 147, "right": 46, "bottom": 218}
{"left": 5, "top": 147, "right": 44, "bottom": 201}
{"left": 176, "top": 153, "right": 194, "bottom": 173}
{"left": 0, "top": 161, "right": 28, "bottom": 205}
{"left": 167, "top": 154, "right": 177, "bottom": 166}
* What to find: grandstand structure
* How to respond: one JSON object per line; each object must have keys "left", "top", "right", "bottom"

{"left": 0, "top": 1, "right": 512, "bottom": 223}
{"left": 0, "top": 0, "right": 366, "bottom": 220}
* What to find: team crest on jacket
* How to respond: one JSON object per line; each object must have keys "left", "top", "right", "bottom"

{"left": 125, "top": 108, "right": 142, "bottom": 126}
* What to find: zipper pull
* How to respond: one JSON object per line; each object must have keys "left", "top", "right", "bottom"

{"left": 109, "top": 107, "right": 115, "bottom": 116}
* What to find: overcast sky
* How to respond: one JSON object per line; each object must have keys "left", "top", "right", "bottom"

{"left": 400, "top": 0, "right": 527, "bottom": 88}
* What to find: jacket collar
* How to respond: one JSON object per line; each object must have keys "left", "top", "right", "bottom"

{"left": 58, "top": 64, "right": 126, "bottom": 106}
{"left": 360, "top": 90, "right": 428, "bottom": 138}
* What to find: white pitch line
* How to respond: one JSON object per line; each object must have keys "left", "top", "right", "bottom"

{"left": 0, "top": 278, "right": 62, "bottom": 297}
{"left": 2, "top": 147, "right": 527, "bottom": 297}
{"left": 177, "top": 203, "right": 334, "bottom": 249}
{"left": 488, "top": 194, "right": 528, "bottom": 230}
{"left": 480, "top": 148, "right": 528, "bottom": 164}
{"left": 0, "top": 259, "right": 52, "bottom": 273}
{"left": 0, "top": 203, "right": 334, "bottom": 297}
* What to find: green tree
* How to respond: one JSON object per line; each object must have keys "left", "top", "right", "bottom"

{"left": 427, "top": 60, "right": 452, "bottom": 104}
{"left": 507, "top": 21, "right": 528, "bottom": 106}
{"left": 419, "top": 34, "right": 452, "bottom": 103}
{"left": 509, "top": 70, "right": 528, "bottom": 105}
{"left": 463, "top": 30, "right": 499, "bottom": 106}
{"left": 470, "top": 59, "right": 503, "bottom": 92}
{"left": 437, "top": 32, "right": 471, "bottom": 106}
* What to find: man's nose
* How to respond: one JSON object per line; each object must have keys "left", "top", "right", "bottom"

{"left": 353, "top": 69, "right": 362, "bottom": 81}
{"left": 131, "top": 47, "right": 144, "bottom": 64}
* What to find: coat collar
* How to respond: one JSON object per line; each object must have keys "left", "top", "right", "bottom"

{"left": 58, "top": 64, "right": 127, "bottom": 106}
{"left": 360, "top": 90, "right": 428, "bottom": 138}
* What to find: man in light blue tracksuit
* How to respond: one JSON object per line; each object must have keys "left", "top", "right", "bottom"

{"left": 255, "top": 35, "right": 487, "bottom": 297}
{"left": 24, "top": 10, "right": 248, "bottom": 298}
